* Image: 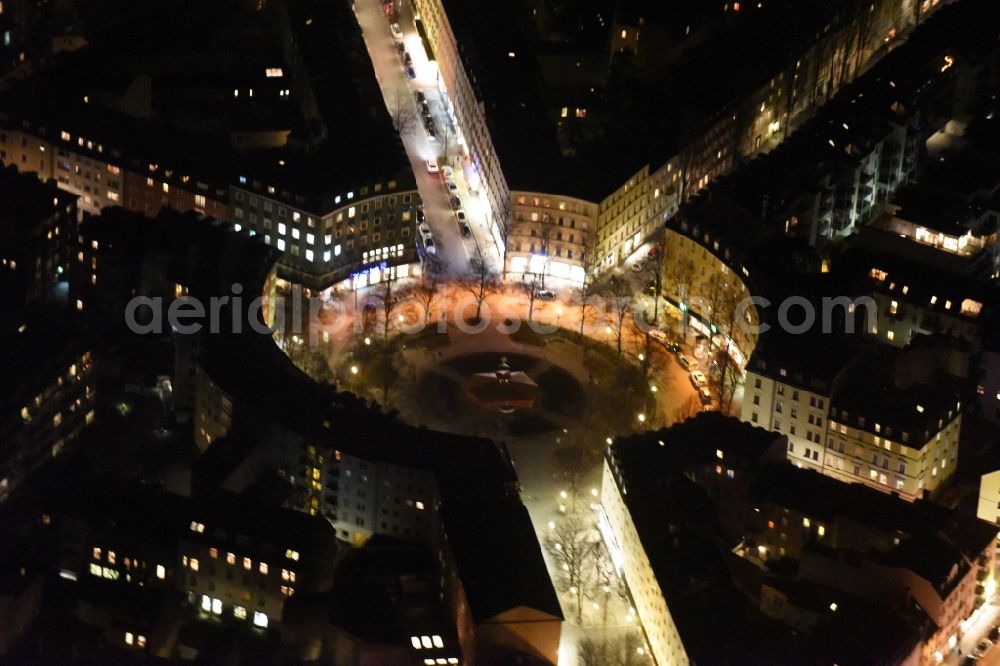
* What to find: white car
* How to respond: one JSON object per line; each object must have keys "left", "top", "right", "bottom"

{"left": 418, "top": 223, "right": 433, "bottom": 240}
{"left": 389, "top": 22, "right": 404, "bottom": 41}
{"left": 441, "top": 165, "right": 454, "bottom": 179}
{"left": 445, "top": 180, "right": 458, "bottom": 193}
{"left": 648, "top": 329, "right": 668, "bottom": 343}
{"left": 426, "top": 158, "right": 439, "bottom": 174}
{"left": 423, "top": 237, "right": 437, "bottom": 254}
{"left": 689, "top": 370, "right": 707, "bottom": 388}
{"left": 677, "top": 354, "right": 696, "bottom": 371}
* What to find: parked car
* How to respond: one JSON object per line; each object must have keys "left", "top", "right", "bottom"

{"left": 445, "top": 180, "right": 459, "bottom": 193}
{"left": 426, "top": 158, "right": 439, "bottom": 174}
{"left": 689, "top": 370, "right": 707, "bottom": 388}
{"left": 394, "top": 41, "right": 405, "bottom": 55}
{"left": 677, "top": 354, "right": 695, "bottom": 370}
{"left": 415, "top": 90, "right": 426, "bottom": 104}
{"left": 630, "top": 260, "right": 645, "bottom": 272}
{"left": 989, "top": 625, "right": 1000, "bottom": 642}
{"left": 390, "top": 22, "right": 403, "bottom": 41}
{"left": 449, "top": 195, "right": 461, "bottom": 209}
{"left": 666, "top": 341, "right": 682, "bottom": 354}
{"left": 405, "top": 65, "right": 416, "bottom": 80}
{"left": 441, "top": 165, "right": 455, "bottom": 179}
{"left": 537, "top": 290, "right": 557, "bottom": 301}
{"left": 423, "top": 237, "right": 436, "bottom": 254}
{"left": 460, "top": 222, "right": 472, "bottom": 238}
{"left": 699, "top": 386, "right": 712, "bottom": 405}
{"left": 455, "top": 209, "right": 467, "bottom": 223}
{"left": 648, "top": 329, "right": 668, "bottom": 343}
{"left": 418, "top": 223, "right": 433, "bottom": 240}
{"left": 416, "top": 208, "right": 426, "bottom": 223}
{"left": 420, "top": 100, "right": 431, "bottom": 115}
{"left": 404, "top": 51, "right": 412, "bottom": 66}
{"left": 972, "top": 638, "right": 993, "bottom": 659}
{"left": 425, "top": 122, "right": 437, "bottom": 140}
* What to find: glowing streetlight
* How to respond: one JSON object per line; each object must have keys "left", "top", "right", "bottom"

{"left": 350, "top": 365, "right": 359, "bottom": 375}
{"left": 637, "top": 413, "right": 646, "bottom": 423}
{"left": 638, "top": 353, "right": 645, "bottom": 361}
{"left": 650, "top": 384, "right": 658, "bottom": 392}
{"left": 559, "top": 490, "right": 568, "bottom": 499}
{"left": 590, "top": 488, "right": 598, "bottom": 497}
{"left": 364, "top": 337, "right": 371, "bottom": 346}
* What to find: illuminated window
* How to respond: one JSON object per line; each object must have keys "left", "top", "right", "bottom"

{"left": 125, "top": 632, "right": 134, "bottom": 646}
{"left": 156, "top": 564, "right": 165, "bottom": 580}
{"left": 234, "top": 605, "right": 247, "bottom": 620}
{"left": 189, "top": 558, "right": 199, "bottom": 572}
{"left": 243, "top": 557, "right": 252, "bottom": 570}
{"left": 285, "top": 549, "right": 299, "bottom": 561}
{"left": 259, "top": 562, "right": 268, "bottom": 575}
{"left": 253, "top": 611, "right": 268, "bottom": 628}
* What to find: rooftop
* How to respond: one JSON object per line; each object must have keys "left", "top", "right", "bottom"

{"left": 444, "top": 0, "right": 881, "bottom": 200}
{"left": 752, "top": 464, "right": 996, "bottom": 596}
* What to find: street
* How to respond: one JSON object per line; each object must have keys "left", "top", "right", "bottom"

{"left": 354, "top": 0, "right": 497, "bottom": 276}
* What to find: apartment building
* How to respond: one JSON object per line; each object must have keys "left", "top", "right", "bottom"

{"left": 753, "top": 464, "right": 996, "bottom": 665}
{"left": 857, "top": 253, "right": 992, "bottom": 350}
{"left": 507, "top": 191, "right": 598, "bottom": 283}
{"left": 231, "top": 176, "right": 420, "bottom": 291}
{"left": 35, "top": 466, "right": 338, "bottom": 646}
{"left": 600, "top": 414, "right": 786, "bottom": 665}
{"left": 0, "top": 122, "right": 229, "bottom": 220}
{"left": 0, "top": 338, "right": 95, "bottom": 503}
{"left": 0, "top": 164, "right": 77, "bottom": 302}
{"left": 742, "top": 335, "right": 963, "bottom": 501}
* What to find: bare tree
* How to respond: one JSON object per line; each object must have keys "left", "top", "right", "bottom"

{"left": 374, "top": 275, "right": 404, "bottom": 340}
{"left": 639, "top": 246, "right": 666, "bottom": 327}
{"left": 601, "top": 275, "right": 633, "bottom": 355}
{"left": 553, "top": 444, "right": 602, "bottom": 512}
{"left": 578, "top": 637, "right": 609, "bottom": 666}
{"left": 407, "top": 275, "right": 441, "bottom": 326}
{"left": 712, "top": 287, "right": 746, "bottom": 414}
{"left": 463, "top": 247, "right": 498, "bottom": 323}
{"left": 545, "top": 514, "right": 599, "bottom": 625}
{"left": 521, "top": 271, "right": 544, "bottom": 323}
{"left": 664, "top": 249, "right": 696, "bottom": 342}
{"left": 574, "top": 240, "right": 598, "bottom": 336}
{"left": 439, "top": 119, "right": 456, "bottom": 168}
{"left": 387, "top": 87, "right": 418, "bottom": 136}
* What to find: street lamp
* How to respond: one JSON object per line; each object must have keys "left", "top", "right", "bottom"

{"left": 650, "top": 384, "right": 658, "bottom": 393}
{"left": 350, "top": 365, "right": 359, "bottom": 375}
{"left": 637, "top": 413, "right": 646, "bottom": 423}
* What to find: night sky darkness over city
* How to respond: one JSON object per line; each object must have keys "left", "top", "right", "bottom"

{"left": 1, "top": 0, "right": 1000, "bottom": 664}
